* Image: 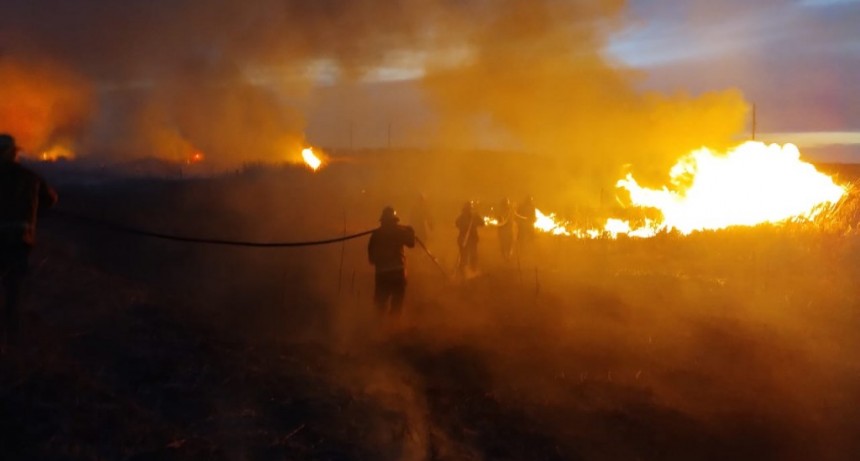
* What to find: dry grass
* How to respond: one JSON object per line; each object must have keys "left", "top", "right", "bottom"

{"left": 3, "top": 155, "right": 859, "bottom": 460}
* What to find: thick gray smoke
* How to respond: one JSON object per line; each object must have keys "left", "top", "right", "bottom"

{"left": 2, "top": 0, "right": 748, "bottom": 185}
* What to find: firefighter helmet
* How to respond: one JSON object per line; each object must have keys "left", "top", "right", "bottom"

{"left": 379, "top": 206, "right": 399, "bottom": 223}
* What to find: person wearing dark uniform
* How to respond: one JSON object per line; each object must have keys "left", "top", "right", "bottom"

{"left": 455, "top": 201, "right": 484, "bottom": 275}
{"left": 367, "top": 206, "right": 415, "bottom": 315}
{"left": 0, "top": 134, "right": 57, "bottom": 347}
{"left": 516, "top": 195, "right": 537, "bottom": 248}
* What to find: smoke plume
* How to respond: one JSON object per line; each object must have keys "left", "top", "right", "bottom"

{"left": 3, "top": 0, "right": 748, "bottom": 179}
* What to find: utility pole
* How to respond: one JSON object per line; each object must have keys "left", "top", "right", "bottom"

{"left": 751, "top": 103, "right": 757, "bottom": 141}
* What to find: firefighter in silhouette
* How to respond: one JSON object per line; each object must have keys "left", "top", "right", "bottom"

{"left": 0, "top": 134, "right": 57, "bottom": 348}
{"left": 455, "top": 201, "right": 484, "bottom": 276}
{"left": 515, "top": 195, "right": 537, "bottom": 248}
{"left": 368, "top": 206, "right": 415, "bottom": 315}
{"left": 496, "top": 197, "right": 515, "bottom": 261}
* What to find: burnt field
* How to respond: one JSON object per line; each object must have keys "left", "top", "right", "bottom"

{"left": 3, "top": 153, "right": 860, "bottom": 460}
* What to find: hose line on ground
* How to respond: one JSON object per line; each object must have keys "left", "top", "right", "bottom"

{"left": 49, "top": 209, "right": 376, "bottom": 248}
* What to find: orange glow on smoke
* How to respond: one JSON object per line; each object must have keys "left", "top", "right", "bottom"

{"left": 38, "top": 144, "right": 75, "bottom": 162}
{"left": 187, "top": 150, "right": 205, "bottom": 164}
{"left": 0, "top": 59, "right": 91, "bottom": 153}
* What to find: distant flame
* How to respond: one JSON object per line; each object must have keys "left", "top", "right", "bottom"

{"left": 302, "top": 147, "right": 323, "bottom": 171}
{"left": 39, "top": 144, "right": 74, "bottom": 162}
{"left": 187, "top": 150, "right": 205, "bottom": 164}
{"left": 612, "top": 141, "right": 846, "bottom": 236}
{"left": 483, "top": 215, "right": 499, "bottom": 226}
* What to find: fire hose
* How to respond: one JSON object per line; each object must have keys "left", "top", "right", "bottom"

{"left": 49, "top": 210, "right": 450, "bottom": 279}
{"left": 49, "top": 209, "right": 375, "bottom": 247}
{"left": 415, "top": 236, "right": 450, "bottom": 278}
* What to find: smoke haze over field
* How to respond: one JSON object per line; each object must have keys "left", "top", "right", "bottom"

{"left": 37, "top": 158, "right": 860, "bottom": 459}
{"left": 5, "top": 2, "right": 859, "bottom": 457}
{"left": 2, "top": 0, "right": 751, "bottom": 183}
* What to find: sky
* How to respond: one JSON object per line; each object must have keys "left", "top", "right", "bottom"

{"left": 0, "top": 0, "right": 858, "bottom": 164}
{"left": 608, "top": 0, "right": 860, "bottom": 160}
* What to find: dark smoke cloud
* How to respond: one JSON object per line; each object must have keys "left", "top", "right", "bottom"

{"left": 2, "top": 0, "right": 748, "bottom": 182}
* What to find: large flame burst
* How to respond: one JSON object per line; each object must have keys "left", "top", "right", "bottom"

{"left": 614, "top": 141, "right": 846, "bottom": 236}
{"left": 515, "top": 142, "right": 846, "bottom": 239}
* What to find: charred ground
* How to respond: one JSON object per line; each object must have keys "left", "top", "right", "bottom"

{"left": 2, "top": 151, "right": 860, "bottom": 460}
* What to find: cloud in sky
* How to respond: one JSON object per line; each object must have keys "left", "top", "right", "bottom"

{"left": 609, "top": 0, "right": 860, "bottom": 138}
{"left": 9, "top": 0, "right": 856, "bottom": 163}
{"left": 799, "top": 0, "right": 860, "bottom": 7}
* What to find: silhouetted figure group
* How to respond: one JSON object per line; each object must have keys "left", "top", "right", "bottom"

{"left": 457, "top": 195, "right": 538, "bottom": 274}
{"left": 395, "top": 195, "right": 538, "bottom": 283}
{"left": 0, "top": 130, "right": 543, "bottom": 331}
{"left": 0, "top": 134, "right": 57, "bottom": 349}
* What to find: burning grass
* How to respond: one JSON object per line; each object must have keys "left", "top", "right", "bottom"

{"left": 3, "top": 155, "right": 860, "bottom": 460}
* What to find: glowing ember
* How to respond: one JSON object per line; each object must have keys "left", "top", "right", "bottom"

{"left": 614, "top": 141, "right": 846, "bottom": 235}
{"left": 302, "top": 147, "right": 323, "bottom": 171}
{"left": 187, "top": 150, "right": 205, "bottom": 164}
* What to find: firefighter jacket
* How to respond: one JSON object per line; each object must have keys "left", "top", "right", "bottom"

{"left": 0, "top": 162, "right": 58, "bottom": 246}
{"left": 368, "top": 223, "right": 415, "bottom": 273}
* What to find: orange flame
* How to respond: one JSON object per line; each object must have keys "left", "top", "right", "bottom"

{"left": 38, "top": 144, "right": 75, "bottom": 162}
{"left": 483, "top": 215, "right": 500, "bottom": 226}
{"left": 527, "top": 142, "right": 846, "bottom": 240}
{"left": 612, "top": 142, "right": 846, "bottom": 236}
{"left": 302, "top": 147, "right": 323, "bottom": 171}
{"left": 535, "top": 209, "right": 571, "bottom": 236}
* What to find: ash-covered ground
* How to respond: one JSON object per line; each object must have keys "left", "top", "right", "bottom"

{"left": 2, "top": 151, "right": 860, "bottom": 460}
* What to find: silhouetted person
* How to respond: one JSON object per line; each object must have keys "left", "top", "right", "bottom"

{"left": 455, "top": 201, "right": 483, "bottom": 276}
{"left": 496, "top": 197, "right": 514, "bottom": 261}
{"left": 368, "top": 206, "right": 415, "bottom": 315}
{"left": 516, "top": 195, "right": 537, "bottom": 248}
{"left": 409, "top": 193, "right": 434, "bottom": 245}
{"left": 0, "top": 134, "right": 57, "bottom": 348}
